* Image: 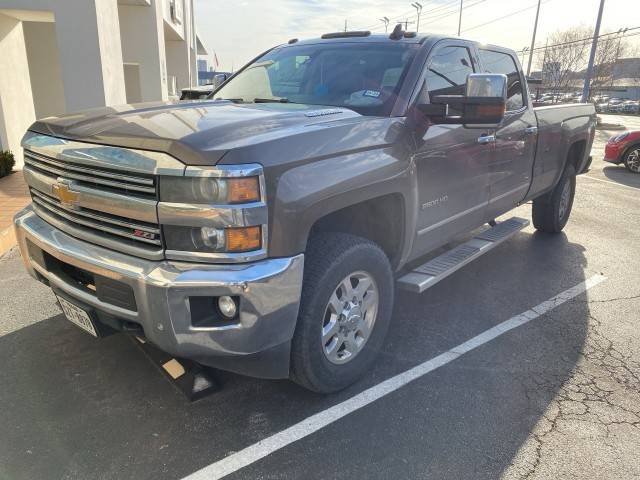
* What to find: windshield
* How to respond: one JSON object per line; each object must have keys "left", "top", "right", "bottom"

{"left": 212, "top": 42, "right": 418, "bottom": 116}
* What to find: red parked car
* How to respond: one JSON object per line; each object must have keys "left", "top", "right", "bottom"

{"left": 604, "top": 130, "right": 640, "bottom": 173}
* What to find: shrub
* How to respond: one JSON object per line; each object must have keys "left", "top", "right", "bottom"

{"left": 0, "top": 150, "right": 15, "bottom": 178}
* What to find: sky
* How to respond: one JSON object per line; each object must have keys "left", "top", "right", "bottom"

{"left": 194, "top": 0, "right": 640, "bottom": 73}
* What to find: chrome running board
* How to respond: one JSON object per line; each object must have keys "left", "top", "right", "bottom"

{"left": 398, "top": 217, "right": 529, "bottom": 293}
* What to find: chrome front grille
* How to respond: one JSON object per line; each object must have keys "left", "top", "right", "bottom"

{"left": 22, "top": 132, "right": 186, "bottom": 261}
{"left": 30, "top": 188, "right": 161, "bottom": 246}
{"left": 24, "top": 150, "right": 156, "bottom": 197}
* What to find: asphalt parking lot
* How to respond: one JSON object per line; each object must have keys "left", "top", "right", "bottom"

{"left": 1, "top": 114, "right": 639, "bottom": 480}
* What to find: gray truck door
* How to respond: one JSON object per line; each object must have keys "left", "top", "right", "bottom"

{"left": 411, "top": 41, "right": 491, "bottom": 259}
{"left": 478, "top": 48, "right": 537, "bottom": 219}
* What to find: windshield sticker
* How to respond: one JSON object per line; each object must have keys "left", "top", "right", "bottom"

{"left": 363, "top": 90, "right": 381, "bottom": 98}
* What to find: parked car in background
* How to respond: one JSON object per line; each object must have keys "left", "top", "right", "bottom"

{"left": 595, "top": 102, "right": 609, "bottom": 113}
{"left": 180, "top": 84, "right": 214, "bottom": 100}
{"left": 604, "top": 130, "right": 640, "bottom": 173}
{"left": 607, "top": 98, "right": 625, "bottom": 113}
{"left": 622, "top": 100, "right": 640, "bottom": 114}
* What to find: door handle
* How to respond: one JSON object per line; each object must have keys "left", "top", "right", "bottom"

{"left": 525, "top": 126, "right": 538, "bottom": 135}
{"left": 477, "top": 134, "right": 496, "bottom": 145}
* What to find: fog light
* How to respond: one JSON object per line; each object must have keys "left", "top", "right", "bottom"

{"left": 218, "top": 295, "right": 237, "bottom": 319}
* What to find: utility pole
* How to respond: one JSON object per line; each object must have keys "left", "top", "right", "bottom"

{"left": 411, "top": 2, "right": 423, "bottom": 33}
{"left": 457, "top": 0, "right": 463, "bottom": 36}
{"left": 526, "top": 0, "right": 541, "bottom": 77}
{"left": 380, "top": 16, "right": 390, "bottom": 33}
{"left": 403, "top": 18, "right": 415, "bottom": 30}
{"left": 344, "top": 19, "right": 348, "bottom": 32}
{"left": 582, "top": 0, "right": 606, "bottom": 102}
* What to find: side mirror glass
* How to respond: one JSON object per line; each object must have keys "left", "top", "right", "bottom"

{"left": 465, "top": 73, "right": 507, "bottom": 99}
{"left": 462, "top": 73, "right": 507, "bottom": 125}
{"left": 213, "top": 73, "right": 228, "bottom": 89}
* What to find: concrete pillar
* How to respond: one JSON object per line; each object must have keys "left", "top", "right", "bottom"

{"left": 118, "top": 0, "right": 168, "bottom": 102}
{"left": 0, "top": 13, "right": 36, "bottom": 168}
{"left": 53, "top": 0, "right": 126, "bottom": 111}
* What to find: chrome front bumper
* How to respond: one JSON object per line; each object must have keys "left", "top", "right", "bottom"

{"left": 14, "top": 206, "right": 304, "bottom": 379}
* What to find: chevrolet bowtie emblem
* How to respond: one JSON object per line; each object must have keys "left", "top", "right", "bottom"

{"left": 52, "top": 182, "right": 79, "bottom": 207}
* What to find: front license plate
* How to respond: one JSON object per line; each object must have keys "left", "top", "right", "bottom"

{"left": 57, "top": 295, "right": 98, "bottom": 337}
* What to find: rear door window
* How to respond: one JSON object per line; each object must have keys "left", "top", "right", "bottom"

{"left": 478, "top": 49, "right": 525, "bottom": 111}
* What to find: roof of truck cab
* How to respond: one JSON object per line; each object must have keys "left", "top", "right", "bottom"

{"left": 288, "top": 33, "right": 441, "bottom": 46}
{"left": 285, "top": 34, "right": 514, "bottom": 55}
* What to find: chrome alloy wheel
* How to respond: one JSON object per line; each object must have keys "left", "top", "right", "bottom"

{"left": 558, "top": 178, "right": 571, "bottom": 221}
{"left": 322, "top": 271, "right": 379, "bottom": 365}
{"left": 626, "top": 148, "right": 640, "bottom": 173}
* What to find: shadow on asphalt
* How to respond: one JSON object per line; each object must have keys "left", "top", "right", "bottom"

{"left": 602, "top": 165, "right": 640, "bottom": 189}
{"left": 0, "top": 231, "right": 591, "bottom": 480}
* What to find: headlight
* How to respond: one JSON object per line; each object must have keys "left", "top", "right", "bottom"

{"left": 611, "top": 131, "right": 630, "bottom": 143}
{"left": 164, "top": 225, "right": 261, "bottom": 253}
{"left": 159, "top": 176, "right": 260, "bottom": 204}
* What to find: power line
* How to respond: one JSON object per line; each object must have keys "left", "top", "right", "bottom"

{"left": 461, "top": 0, "right": 553, "bottom": 33}
{"left": 513, "top": 26, "right": 640, "bottom": 54}
{"left": 420, "top": 0, "right": 487, "bottom": 27}
{"left": 357, "top": 0, "right": 463, "bottom": 32}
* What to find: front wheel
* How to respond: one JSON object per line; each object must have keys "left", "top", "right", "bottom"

{"left": 532, "top": 164, "right": 576, "bottom": 233}
{"left": 290, "top": 233, "right": 394, "bottom": 393}
{"left": 624, "top": 147, "right": 640, "bottom": 173}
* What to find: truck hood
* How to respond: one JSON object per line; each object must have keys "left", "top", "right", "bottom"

{"left": 28, "top": 100, "right": 365, "bottom": 165}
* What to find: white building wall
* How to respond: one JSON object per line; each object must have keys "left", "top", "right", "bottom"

{"left": 53, "top": 0, "right": 126, "bottom": 110}
{"left": 118, "top": 0, "right": 168, "bottom": 102}
{"left": 0, "top": 0, "right": 206, "bottom": 168}
{"left": 0, "top": 13, "right": 35, "bottom": 167}
{"left": 23, "top": 21, "right": 65, "bottom": 118}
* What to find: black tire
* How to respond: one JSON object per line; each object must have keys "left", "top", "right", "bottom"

{"left": 290, "top": 233, "right": 394, "bottom": 393}
{"left": 623, "top": 146, "right": 640, "bottom": 173}
{"left": 532, "top": 164, "right": 576, "bottom": 233}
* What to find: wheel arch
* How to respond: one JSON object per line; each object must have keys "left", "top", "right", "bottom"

{"left": 307, "top": 193, "right": 407, "bottom": 270}
{"left": 267, "top": 149, "right": 417, "bottom": 268}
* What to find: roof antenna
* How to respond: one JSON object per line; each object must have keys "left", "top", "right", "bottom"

{"left": 389, "top": 23, "right": 404, "bottom": 40}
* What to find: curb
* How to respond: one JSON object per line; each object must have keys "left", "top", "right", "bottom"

{"left": 0, "top": 225, "right": 16, "bottom": 258}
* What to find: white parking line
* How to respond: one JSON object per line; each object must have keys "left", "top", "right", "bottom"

{"left": 183, "top": 274, "right": 607, "bottom": 480}
{"left": 579, "top": 174, "right": 639, "bottom": 191}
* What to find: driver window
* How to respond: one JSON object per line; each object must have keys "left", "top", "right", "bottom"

{"left": 424, "top": 45, "right": 475, "bottom": 115}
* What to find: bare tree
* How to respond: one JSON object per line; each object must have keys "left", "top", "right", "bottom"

{"left": 590, "top": 30, "right": 633, "bottom": 96}
{"left": 537, "top": 27, "right": 591, "bottom": 97}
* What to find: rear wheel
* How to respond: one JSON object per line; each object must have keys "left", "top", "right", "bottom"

{"left": 624, "top": 147, "right": 640, "bottom": 173}
{"left": 290, "top": 233, "right": 394, "bottom": 393}
{"left": 532, "top": 164, "right": 576, "bottom": 233}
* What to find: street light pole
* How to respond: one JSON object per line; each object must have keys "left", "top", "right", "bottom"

{"left": 380, "top": 16, "right": 389, "bottom": 33}
{"left": 582, "top": 0, "right": 606, "bottom": 102}
{"left": 411, "top": 2, "right": 423, "bottom": 33}
{"left": 526, "top": 0, "right": 541, "bottom": 77}
{"left": 458, "top": 0, "right": 463, "bottom": 36}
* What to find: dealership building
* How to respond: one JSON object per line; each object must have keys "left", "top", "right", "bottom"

{"left": 0, "top": 0, "right": 208, "bottom": 168}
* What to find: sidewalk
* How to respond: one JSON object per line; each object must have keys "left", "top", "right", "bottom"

{"left": 0, "top": 171, "right": 30, "bottom": 257}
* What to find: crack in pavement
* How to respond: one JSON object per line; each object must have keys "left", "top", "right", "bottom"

{"left": 504, "top": 309, "right": 640, "bottom": 480}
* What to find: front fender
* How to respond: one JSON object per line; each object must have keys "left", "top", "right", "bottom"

{"left": 268, "top": 146, "right": 417, "bottom": 262}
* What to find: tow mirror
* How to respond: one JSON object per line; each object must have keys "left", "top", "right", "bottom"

{"left": 213, "top": 73, "right": 228, "bottom": 89}
{"left": 417, "top": 73, "right": 507, "bottom": 127}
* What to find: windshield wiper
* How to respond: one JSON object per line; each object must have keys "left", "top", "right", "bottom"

{"left": 253, "top": 97, "right": 290, "bottom": 103}
{"left": 215, "top": 98, "right": 245, "bottom": 103}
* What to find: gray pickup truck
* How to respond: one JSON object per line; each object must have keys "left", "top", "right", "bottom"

{"left": 14, "top": 27, "right": 595, "bottom": 393}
